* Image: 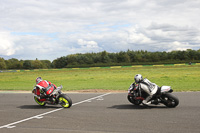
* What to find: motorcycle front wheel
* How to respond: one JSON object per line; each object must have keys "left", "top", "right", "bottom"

{"left": 127, "top": 95, "right": 142, "bottom": 105}
{"left": 58, "top": 94, "right": 72, "bottom": 108}
{"left": 161, "top": 93, "right": 179, "bottom": 108}
{"left": 34, "top": 96, "right": 46, "bottom": 106}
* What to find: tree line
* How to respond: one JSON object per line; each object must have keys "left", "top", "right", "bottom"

{"left": 0, "top": 49, "right": 200, "bottom": 70}
{"left": 0, "top": 58, "right": 52, "bottom": 70}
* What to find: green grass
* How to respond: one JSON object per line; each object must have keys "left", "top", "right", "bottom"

{"left": 0, "top": 65, "right": 200, "bottom": 92}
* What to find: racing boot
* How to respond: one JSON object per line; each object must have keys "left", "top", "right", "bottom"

{"left": 142, "top": 95, "right": 152, "bottom": 105}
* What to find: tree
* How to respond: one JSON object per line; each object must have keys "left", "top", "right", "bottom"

{"left": 0, "top": 58, "right": 6, "bottom": 69}
{"left": 52, "top": 56, "right": 68, "bottom": 68}
{"left": 67, "top": 55, "right": 78, "bottom": 65}
{"left": 23, "top": 60, "right": 32, "bottom": 69}
{"left": 41, "top": 60, "right": 52, "bottom": 68}
{"left": 31, "top": 60, "right": 43, "bottom": 69}
{"left": 150, "top": 52, "right": 160, "bottom": 62}
{"left": 117, "top": 51, "right": 130, "bottom": 63}
{"left": 6, "top": 58, "right": 23, "bottom": 69}
{"left": 100, "top": 51, "right": 111, "bottom": 63}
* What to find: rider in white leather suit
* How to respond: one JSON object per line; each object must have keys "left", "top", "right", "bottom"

{"left": 134, "top": 74, "right": 158, "bottom": 105}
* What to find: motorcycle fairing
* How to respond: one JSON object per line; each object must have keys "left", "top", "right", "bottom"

{"left": 36, "top": 80, "right": 55, "bottom": 95}
{"left": 161, "top": 86, "right": 173, "bottom": 93}
{"left": 36, "top": 80, "right": 49, "bottom": 89}
{"left": 45, "top": 85, "right": 55, "bottom": 95}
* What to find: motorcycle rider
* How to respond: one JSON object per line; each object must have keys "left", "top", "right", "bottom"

{"left": 33, "top": 77, "right": 57, "bottom": 101}
{"left": 133, "top": 74, "right": 158, "bottom": 105}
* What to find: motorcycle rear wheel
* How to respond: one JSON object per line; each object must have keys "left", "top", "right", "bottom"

{"left": 58, "top": 94, "right": 72, "bottom": 108}
{"left": 161, "top": 93, "right": 179, "bottom": 108}
{"left": 34, "top": 96, "right": 46, "bottom": 106}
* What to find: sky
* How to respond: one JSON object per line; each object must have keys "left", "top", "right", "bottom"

{"left": 0, "top": 0, "right": 200, "bottom": 61}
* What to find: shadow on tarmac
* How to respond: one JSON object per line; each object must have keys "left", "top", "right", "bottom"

{"left": 18, "top": 105, "right": 61, "bottom": 109}
{"left": 108, "top": 104, "right": 167, "bottom": 110}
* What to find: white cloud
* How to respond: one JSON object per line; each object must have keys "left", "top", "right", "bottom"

{"left": 78, "top": 39, "right": 99, "bottom": 48}
{"left": 0, "top": 31, "right": 22, "bottom": 56}
{"left": 167, "top": 41, "right": 191, "bottom": 52}
{"left": 0, "top": 0, "right": 200, "bottom": 61}
{"left": 127, "top": 27, "right": 153, "bottom": 44}
{"left": 73, "top": 39, "right": 102, "bottom": 53}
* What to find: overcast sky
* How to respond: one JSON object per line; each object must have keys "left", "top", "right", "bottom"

{"left": 0, "top": 0, "right": 200, "bottom": 61}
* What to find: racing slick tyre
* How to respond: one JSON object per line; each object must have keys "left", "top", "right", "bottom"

{"left": 58, "top": 94, "right": 72, "bottom": 108}
{"left": 162, "top": 93, "right": 179, "bottom": 108}
{"left": 34, "top": 96, "right": 46, "bottom": 106}
{"left": 127, "top": 95, "right": 142, "bottom": 105}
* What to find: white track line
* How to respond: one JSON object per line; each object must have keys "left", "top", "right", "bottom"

{"left": 0, "top": 93, "right": 111, "bottom": 129}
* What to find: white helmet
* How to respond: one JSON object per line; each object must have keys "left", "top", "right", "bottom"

{"left": 134, "top": 74, "right": 143, "bottom": 83}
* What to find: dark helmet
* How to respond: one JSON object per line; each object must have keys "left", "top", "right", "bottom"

{"left": 36, "top": 77, "right": 42, "bottom": 84}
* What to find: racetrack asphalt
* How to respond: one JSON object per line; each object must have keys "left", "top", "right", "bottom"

{"left": 0, "top": 92, "right": 200, "bottom": 133}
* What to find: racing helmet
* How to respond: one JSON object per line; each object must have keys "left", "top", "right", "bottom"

{"left": 134, "top": 74, "right": 143, "bottom": 83}
{"left": 36, "top": 77, "right": 42, "bottom": 84}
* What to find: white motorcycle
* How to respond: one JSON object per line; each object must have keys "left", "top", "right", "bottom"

{"left": 127, "top": 83, "right": 179, "bottom": 108}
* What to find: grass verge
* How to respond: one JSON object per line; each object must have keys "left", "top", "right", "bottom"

{"left": 0, "top": 65, "right": 200, "bottom": 92}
